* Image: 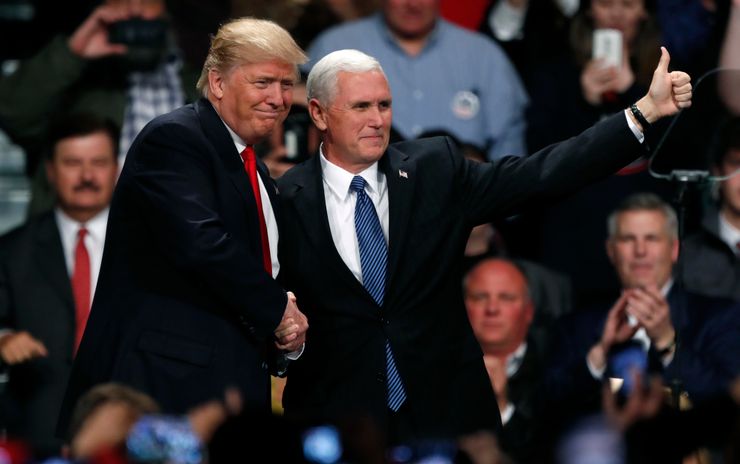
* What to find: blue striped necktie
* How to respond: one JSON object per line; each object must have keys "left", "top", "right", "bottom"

{"left": 350, "top": 176, "right": 407, "bottom": 411}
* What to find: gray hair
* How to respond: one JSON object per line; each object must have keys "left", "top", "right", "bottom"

{"left": 306, "top": 49, "right": 386, "bottom": 105}
{"left": 196, "top": 17, "right": 307, "bottom": 98}
{"left": 607, "top": 193, "right": 678, "bottom": 240}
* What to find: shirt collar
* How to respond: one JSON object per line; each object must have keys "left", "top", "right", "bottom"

{"left": 506, "top": 342, "right": 528, "bottom": 378}
{"left": 319, "top": 144, "right": 382, "bottom": 199}
{"left": 718, "top": 211, "right": 740, "bottom": 253}
{"left": 55, "top": 207, "right": 109, "bottom": 240}
{"left": 221, "top": 117, "right": 248, "bottom": 155}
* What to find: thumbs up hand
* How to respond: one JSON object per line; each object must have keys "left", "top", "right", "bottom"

{"left": 631, "top": 47, "right": 692, "bottom": 127}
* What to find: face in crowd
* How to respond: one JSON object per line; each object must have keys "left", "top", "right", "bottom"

{"left": 590, "top": 0, "right": 647, "bottom": 46}
{"left": 717, "top": 147, "right": 740, "bottom": 218}
{"left": 607, "top": 209, "right": 678, "bottom": 289}
{"left": 464, "top": 259, "right": 534, "bottom": 356}
{"left": 382, "top": 0, "right": 439, "bottom": 39}
{"left": 46, "top": 131, "right": 118, "bottom": 221}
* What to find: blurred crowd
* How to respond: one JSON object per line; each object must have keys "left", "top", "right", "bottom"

{"left": 1, "top": 0, "right": 740, "bottom": 462}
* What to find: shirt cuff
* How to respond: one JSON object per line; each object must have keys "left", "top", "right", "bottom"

{"left": 285, "top": 343, "right": 305, "bottom": 361}
{"left": 624, "top": 109, "right": 645, "bottom": 144}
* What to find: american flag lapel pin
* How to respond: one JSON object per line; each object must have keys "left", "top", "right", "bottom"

{"left": 398, "top": 169, "right": 408, "bottom": 179}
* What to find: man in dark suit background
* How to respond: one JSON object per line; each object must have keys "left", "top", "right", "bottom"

{"left": 463, "top": 258, "right": 549, "bottom": 463}
{"left": 0, "top": 114, "right": 119, "bottom": 456}
{"left": 277, "top": 48, "right": 692, "bottom": 444}
{"left": 57, "top": 18, "right": 309, "bottom": 438}
{"left": 546, "top": 193, "right": 740, "bottom": 429}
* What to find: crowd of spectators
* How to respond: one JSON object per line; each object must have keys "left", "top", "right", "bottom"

{"left": 1, "top": 0, "right": 739, "bottom": 462}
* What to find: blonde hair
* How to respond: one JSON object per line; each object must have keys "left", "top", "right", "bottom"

{"left": 196, "top": 17, "right": 308, "bottom": 97}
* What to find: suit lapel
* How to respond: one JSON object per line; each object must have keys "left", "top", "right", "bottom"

{"left": 34, "top": 214, "right": 75, "bottom": 312}
{"left": 194, "top": 99, "right": 255, "bottom": 209}
{"left": 257, "top": 158, "right": 281, "bottom": 221}
{"left": 381, "top": 147, "right": 415, "bottom": 295}
{"left": 667, "top": 286, "right": 688, "bottom": 333}
{"left": 290, "top": 155, "right": 368, "bottom": 298}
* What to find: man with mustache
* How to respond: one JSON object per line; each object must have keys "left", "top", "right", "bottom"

{"left": 0, "top": 113, "right": 118, "bottom": 457}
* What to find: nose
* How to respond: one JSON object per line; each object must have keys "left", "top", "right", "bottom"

{"left": 634, "top": 239, "right": 647, "bottom": 256}
{"left": 367, "top": 106, "right": 384, "bottom": 128}
{"left": 485, "top": 297, "right": 500, "bottom": 315}
{"left": 265, "top": 83, "right": 285, "bottom": 108}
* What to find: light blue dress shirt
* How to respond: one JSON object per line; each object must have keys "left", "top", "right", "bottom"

{"left": 305, "top": 13, "right": 529, "bottom": 160}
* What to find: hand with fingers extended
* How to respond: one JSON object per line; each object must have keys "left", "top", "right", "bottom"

{"left": 67, "top": 3, "right": 131, "bottom": 59}
{"left": 625, "top": 286, "right": 675, "bottom": 352}
{"left": 274, "top": 291, "right": 308, "bottom": 352}
{"left": 631, "top": 47, "right": 692, "bottom": 129}
{"left": 0, "top": 330, "right": 48, "bottom": 365}
{"left": 588, "top": 292, "right": 639, "bottom": 371}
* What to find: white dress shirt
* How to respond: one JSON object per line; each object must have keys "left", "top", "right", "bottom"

{"left": 220, "top": 120, "right": 303, "bottom": 360}
{"left": 222, "top": 123, "right": 280, "bottom": 278}
{"left": 319, "top": 147, "right": 389, "bottom": 284}
{"left": 55, "top": 208, "right": 109, "bottom": 305}
{"left": 718, "top": 211, "right": 740, "bottom": 255}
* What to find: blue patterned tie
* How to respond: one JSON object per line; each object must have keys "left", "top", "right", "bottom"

{"left": 350, "top": 176, "right": 407, "bottom": 411}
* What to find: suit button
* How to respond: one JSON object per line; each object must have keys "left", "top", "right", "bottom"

{"left": 261, "top": 362, "right": 268, "bottom": 370}
{"left": 376, "top": 372, "right": 385, "bottom": 383}
{"left": 248, "top": 326, "right": 256, "bottom": 334}
{"left": 380, "top": 317, "right": 389, "bottom": 326}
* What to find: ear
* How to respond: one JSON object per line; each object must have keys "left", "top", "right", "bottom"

{"left": 606, "top": 239, "right": 615, "bottom": 265}
{"left": 208, "top": 69, "right": 225, "bottom": 100}
{"left": 45, "top": 159, "right": 56, "bottom": 187}
{"left": 523, "top": 298, "right": 535, "bottom": 325}
{"left": 671, "top": 238, "right": 680, "bottom": 264}
{"left": 308, "top": 98, "right": 328, "bottom": 131}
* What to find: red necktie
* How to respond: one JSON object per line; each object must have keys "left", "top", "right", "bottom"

{"left": 71, "top": 227, "right": 91, "bottom": 354}
{"left": 241, "top": 146, "right": 272, "bottom": 275}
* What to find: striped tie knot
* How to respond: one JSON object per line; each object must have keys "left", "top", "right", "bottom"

{"left": 350, "top": 175, "right": 367, "bottom": 194}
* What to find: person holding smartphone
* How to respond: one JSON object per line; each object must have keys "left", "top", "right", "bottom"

{"left": 506, "top": 0, "right": 671, "bottom": 309}
{"left": 0, "top": 0, "right": 203, "bottom": 215}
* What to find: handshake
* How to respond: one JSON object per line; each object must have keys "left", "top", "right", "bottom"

{"left": 274, "top": 291, "right": 309, "bottom": 353}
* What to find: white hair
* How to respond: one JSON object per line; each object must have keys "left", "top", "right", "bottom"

{"left": 306, "top": 49, "right": 386, "bottom": 105}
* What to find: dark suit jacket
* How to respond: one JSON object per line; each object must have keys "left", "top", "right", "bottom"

{"left": 545, "top": 287, "right": 740, "bottom": 425}
{"left": 277, "top": 112, "right": 644, "bottom": 441}
{"left": 0, "top": 211, "right": 74, "bottom": 455}
{"left": 57, "top": 98, "right": 288, "bottom": 436}
{"left": 499, "top": 330, "right": 550, "bottom": 464}
{"left": 682, "top": 206, "right": 740, "bottom": 302}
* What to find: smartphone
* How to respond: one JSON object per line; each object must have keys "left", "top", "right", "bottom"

{"left": 608, "top": 341, "right": 647, "bottom": 397}
{"left": 108, "top": 18, "right": 167, "bottom": 47}
{"left": 592, "top": 28, "right": 623, "bottom": 68}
